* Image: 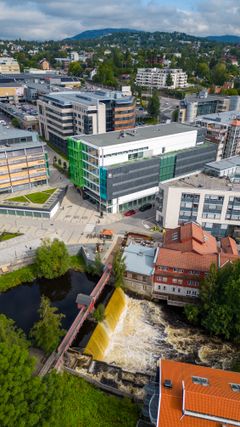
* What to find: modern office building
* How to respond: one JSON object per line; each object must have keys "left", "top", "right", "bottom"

{"left": 150, "top": 359, "right": 240, "bottom": 426}
{"left": 156, "top": 156, "right": 240, "bottom": 237}
{"left": 152, "top": 222, "right": 239, "bottom": 305}
{"left": 0, "top": 82, "right": 24, "bottom": 101}
{"left": 0, "top": 57, "right": 20, "bottom": 74}
{"left": 135, "top": 68, "right": 188, "bottom": 89}
{"left": 68, "top": 123, "right": 217, "bottom": 213}
{"left": 38, "top": 90, "right": 135, "bottom": 154}
{"left": 179, "top": 91, "right": 240, "bottom": 123}
{"left": 0, "top": 125, "right": 48, "bottom": 193}
{"left": 195, "top": 111, "right": 240, "bottom": 160}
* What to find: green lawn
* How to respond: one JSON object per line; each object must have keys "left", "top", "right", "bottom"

{"left": 50, "top": 373, "right": 139, "bottom": 427}
{"left": 0, "top": 232, "right": 22, "bottom": 242}
{"left": 7, "top": 188, "right": 56, "bottom": 205}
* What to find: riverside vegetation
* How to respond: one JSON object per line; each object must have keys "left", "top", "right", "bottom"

{"left": 185, "top": 260, "right": 240, "bottom": 343}
{"left": 0, "top": 314, "right": 139, "bottom": 427}
{"left": 0, "top": 239, "right": 85, "bottom": 292}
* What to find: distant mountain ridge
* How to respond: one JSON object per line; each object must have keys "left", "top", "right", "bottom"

{"left": 206, "top": 35, "right": 240, "bottom": 43}
{"left": 68, "top": 28, "right": 142, "bottom": 40}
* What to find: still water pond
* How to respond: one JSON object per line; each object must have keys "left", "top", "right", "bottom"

{"left": 0, "top": 270, "right": 98, "bottom": 334}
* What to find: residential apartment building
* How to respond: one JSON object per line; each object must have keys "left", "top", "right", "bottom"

{"left": 179, "top": 91, "right": 240, "bottom": 123}
{"left": 68, "top": 123, "right": 217, "bottom": 213}
{"left": 135, "top": 68, "right": 188, "bottom": 89}
{"left": 195, "top": 111, "right": 240, "bottom": 160}
{"left": 152, "top": 222, "right": 239, "bottom": 305}
{"left": 38, "top": 90, "right": 135, "bottom": 154}
{"left": 156, "top": 156, "right": 240, "bottom": 237}
{"left": 0, "top": 126, "right": 48, "bottom": 193}
{"left": 0, "top": 57, "right": 20, "bottom": 74}
{"left": 149, "top": 359, "right": 240, "bottom": 426}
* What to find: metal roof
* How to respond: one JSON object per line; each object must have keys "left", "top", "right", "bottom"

{"left": 206, "top": 155, "right": 240, "bottom": 171}
{"left": 0, "top": 124, "right": 38, "bottom": 142}
{"left": 123, "top": 242, "right": 156, "bottom": 276}
{"left": 74, "top": 123, "right": 197, "bottom": 147}
{"left": 43, "top": 89, "right": 134, "bottom": 107}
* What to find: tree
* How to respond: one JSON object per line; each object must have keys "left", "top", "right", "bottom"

{"left": 197, "top": 62, "right": 210, "bottom": 79}
{"left": 212, "top": 63, "right": 228, "bottom": 86}
{"left": 11, "top": 117, "right": 21, "bottom": 128}
{"left": 0, "top": 343, "right": 47, "bottom": 427}
{"left": 172, "top": 108, "right": 179, "bottom": 122}
{"left": 166, "top": 73, "right": 173, "bottom": 87}
{"left": 184, "top": 304, "right": 200, "bottom": 325}
{"left": 0, "top": 314, "right": 28, "bottom": 349}
{"left": 112, "top": 249, "right": 126, "bottom": 288}
{"left": 68, "top": 61, "right": 82, "bottom": 76}
{"left": 30, "top": 296, "right": 65, "bottom": 354}
{"left": 147, "top": 91, "right": 160, "bottom": 120}
{"left": 35, "top": 239, "right": 70, "bottom": 279}
{"left": 93, "top": 303, "right": 105, "bottom": 323}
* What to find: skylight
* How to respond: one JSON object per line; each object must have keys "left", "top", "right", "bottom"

{"left": 192, "top": 376, "right": 209, "bottom": 386}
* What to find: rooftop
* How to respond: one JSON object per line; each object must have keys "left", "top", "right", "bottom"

{"left": 164, "top": 171, "right": 240, "bottom": 191}
{"left": 123, "top": 242, "right": 156, "bottom": 276}
{"left": 73, "top": 123, "right": 197, "bottom": 147}
{"left": 158, "top": 359, "right": 240, "bottom": 427}
{"left": 206, "top": 155, "right": 240, "bottom": 171}
{"left": 196, "top": 110, "right": 240, "bottom": 125}
{"left": 43, "top": 89, "right": 134, "bottom": 107}
{"left": 0, "top": 124, "right": 38, "bottom": 143}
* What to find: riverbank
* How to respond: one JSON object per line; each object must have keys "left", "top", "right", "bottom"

{"left": 0, "top": 254, "right": 86, "bottom": 293}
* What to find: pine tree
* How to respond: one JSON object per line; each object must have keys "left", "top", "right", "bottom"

{"left": 30, "top": 296, "right": 65, "bottom": 354}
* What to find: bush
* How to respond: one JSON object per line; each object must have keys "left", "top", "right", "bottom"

{"left": 93, "top": 304, "right": 105, "bottom": 323}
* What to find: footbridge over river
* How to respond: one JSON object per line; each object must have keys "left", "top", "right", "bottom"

{"left": 39, "top": 264, "right": 112, "bottom": 376}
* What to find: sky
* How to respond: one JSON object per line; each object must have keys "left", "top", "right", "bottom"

{"left": 0, "top": 0, "right": 239, "bottom": 40}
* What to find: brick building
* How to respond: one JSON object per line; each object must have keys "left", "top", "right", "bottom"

{"left": 153, "top": 222, "right": 239, "bottom": 305}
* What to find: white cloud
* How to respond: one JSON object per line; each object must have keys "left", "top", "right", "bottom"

{"left": 0, "top": 0, "right": 239, "bottom": 40}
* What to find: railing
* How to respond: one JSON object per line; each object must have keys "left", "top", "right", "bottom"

{"left": 41, "top": 265, "right": 112, "bottom": 374}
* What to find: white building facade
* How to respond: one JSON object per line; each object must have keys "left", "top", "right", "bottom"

{"left": 135, "top": 68, "right": 188, "bottom": 89}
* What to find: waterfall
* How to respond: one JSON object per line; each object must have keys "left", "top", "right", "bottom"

{"left": 84, "top": 288, "right": 127, "bottom": 361}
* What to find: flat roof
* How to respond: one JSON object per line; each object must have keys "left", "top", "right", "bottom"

{"left": 73, "top": 123, "right": 197, "bottom": 147}
{"left": 196, "top": 110, "right": 240, "bottom": 125}
{"left": 0, "top": 140, "right": 44, "bottom": 152}
{"left": 123, "top": 242, "right": 156, "bottom": 276}
{"left": 165, "top": 171, "right": 240, "bottom": 191}
{"left": 0, "top": 124, "right": 37, "bottom": 142}
{"left": 206, "top": 156, "right": 240, "bottom": 171}
{"left": 43, "top": 89, "right": 134, "bottom": 106}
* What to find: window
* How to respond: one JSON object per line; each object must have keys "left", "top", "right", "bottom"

{"left": 192, "top": 376, "right": 209, "bottom": 386}
{"left": 231, "top": 383, "right": 240, "bottom": 392}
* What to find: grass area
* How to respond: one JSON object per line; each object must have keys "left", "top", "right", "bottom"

{"left": 0, "top": 255, "right": 86, "bottom": 292}
{"left": 7, "top": 188, "right": 56, "bottom": 205}
{"left": 52, "top": 373, "right": 139, "bottom": 427}
{"left": 7, "top": 196, "right": 27, "bottom": 203}
{"left": 0, "top": 232, "right": 22, "bottom": 242}
{"left": 26, "top": 189, "right": 56, "bottom": 204}
{"left": 0, "top": 264, "right": 37, "bottom": 292}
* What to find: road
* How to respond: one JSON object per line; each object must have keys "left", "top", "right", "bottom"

{"left": 0, "top": 184, "right": 157, "bottom": 266}
{"left": 160, "top": 96, "right": 180, "bottom": 121}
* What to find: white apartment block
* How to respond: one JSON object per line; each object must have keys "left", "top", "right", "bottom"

{"left": 37, "top": 90, "right": 135, "bottom": 154}
{"left": 156, "top": 156, "right": 240, "bottom": 237}
{"left": 0, "top": 57, "right": 20, "bottom": 74}
{"left": 135, "top": 68, "right": 188, "bottom": 89}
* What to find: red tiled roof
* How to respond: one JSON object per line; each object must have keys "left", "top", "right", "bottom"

{"left": 221, "top": 236, "right": 239, "bottom": 255}
{"left": 164, "top": 223, "right": 218, "bottom": 255}
{"left": 158, "top": 359, "right": 240, "bottom": 427}
{"left": 156, "top": 248, "right": 217, "bottom": 271}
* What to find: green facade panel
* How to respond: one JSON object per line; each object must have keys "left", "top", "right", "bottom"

{"left": 67, "top": 137, "right": 84, "bottom": 188}
{"left": 159, "top": 153, "right": 176, "bottom": 182}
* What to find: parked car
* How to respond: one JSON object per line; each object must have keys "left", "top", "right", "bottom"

{"left": 124, "top": 209, "right": 136, "bottom": 217}
{"left": 139, "top": 203, "right": 152, "bottom": 212}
